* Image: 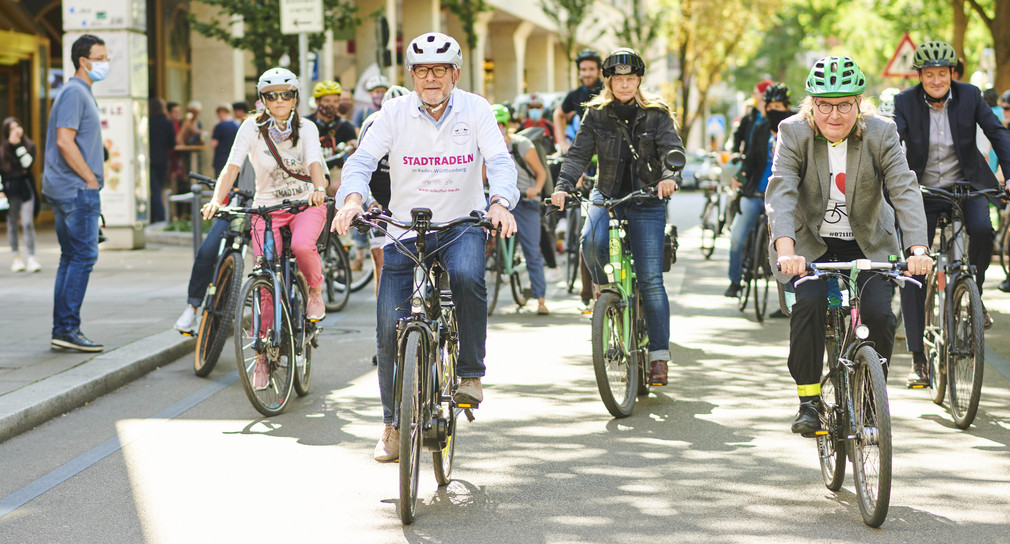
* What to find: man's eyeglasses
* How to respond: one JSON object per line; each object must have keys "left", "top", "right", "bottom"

{"left": 814, "top": 100, "right": 857, "bottom": 115}
{"left": 412, "top": 65, "right": 450, "bottom": 78}
{"left": 262, "top": 91, "right": 296, "bottom": 102}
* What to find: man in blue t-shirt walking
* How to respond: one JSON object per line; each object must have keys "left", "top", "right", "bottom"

{"left": 42, "top": 34, "right": 108, "bottom": 352}
{"left": 210, "top": 103, "right": 239, "bottom": 177}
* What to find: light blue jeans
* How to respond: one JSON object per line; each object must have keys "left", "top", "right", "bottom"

{"left": 728, "top": 196, "right": 765, "bottom": 284}
{"left": 512, "top": 198, "right": 547, "bottom": 299}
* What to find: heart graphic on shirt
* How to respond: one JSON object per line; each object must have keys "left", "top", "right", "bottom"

{"left": 834, "top": 172, "right": 846, "bottom": 194}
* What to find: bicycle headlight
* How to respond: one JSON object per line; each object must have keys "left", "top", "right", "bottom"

{"left": 603, "top": 263, "right": 614, "bottom": 274}
{"left": 855, "top": 324, "right": 870, "bottom": 340}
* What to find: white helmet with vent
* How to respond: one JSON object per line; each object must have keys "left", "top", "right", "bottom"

{"left": 257, "top": 67, "right": 299, "bottom": 94}
{"left": 405, "top": 33, "right": 463, "bottom": 71}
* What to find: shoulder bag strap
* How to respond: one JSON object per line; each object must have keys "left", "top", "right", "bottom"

{"left": 259, "top": 125, "right": 313, "bottom": 183}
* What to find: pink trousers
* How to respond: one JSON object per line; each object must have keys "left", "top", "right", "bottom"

{"left": 250, "top": 206, "right": 326, "bottom": 289}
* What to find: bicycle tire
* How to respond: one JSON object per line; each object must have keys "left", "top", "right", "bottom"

{"left": 633, "top": 293, "right": 651, "bottom": 397}
{"left": 508, "top": 239, "right": 529, "bottom": 308}
{"left": 592, "top": 291, "right": 638, "bottom": 418}
{"left": 292, "top": 272, "right": 313, "bottom": 397}
{"left": 752, "top": 222, "right": 771, "bottom": 322}
{"left": 850, "top": 344, "right": 892, "bottom": 528}
{"left": 818, "top": 366, "right": 847, "bottom": 491}
{"left": 194, "top": 251, "right": 242, "bottom": 377}
{"left": 998, "top": 222, "right": 1010, "bottom": 278}
{"left": 398, "top": 331, "right": 423, "bottom": 525}
{"left": 485, "top": 241, "right": 502, "bottom": 316}
{"left": 737, "top": 233, "right": 752, "bottom": 312}
{"left": 321, "top": 238, "right": 352, "bottom": 312}
{"left": 700, "top": 198, "right": 716, "bottom": 259}
{"left": 433, "top": 306, "right": 458, "bottom": 486}
{"left": 565, "top": 208, "right": 581, "bottom": 293}
{"left": 346, "top": 248, "right": 376, "bottom": 293}
{"left": 923, "top": 272, "right": 946, "bottom": 405}
{"left": 947, "top": 278, "right": 984, "bottom": 429}
{"left": 234, "top": 277, "right": 296, "bottom": 417}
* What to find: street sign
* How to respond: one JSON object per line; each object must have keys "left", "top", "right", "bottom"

{"left": 280, "top": 0, "right": 324, "bottom": 35}
{"left": 883, "top": 32, "right": 918, "bottom": 78}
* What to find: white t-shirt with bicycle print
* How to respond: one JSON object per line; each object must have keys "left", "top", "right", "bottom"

{"left": 819, "top": 140, "right": 854, "bottom": 241}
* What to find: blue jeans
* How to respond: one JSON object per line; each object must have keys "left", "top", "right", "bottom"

{"left": 187, "top": 218, "right": 230, "bottom": 307}
{"left": 49, "top": 189, "right": 101, "bottom": 335}
{"left": 512, "top": 198, "right": 547, "bottom": 299}
{"left": 582, "top": 191, "right": 671, "bottom": 361}
{"left": 376, "top": 225, "right": 487, "bottom": 424}
{"left": 727, "top": 196, "right": 765, "bottom": 284}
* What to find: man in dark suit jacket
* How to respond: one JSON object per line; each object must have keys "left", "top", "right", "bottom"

{"left": 894, "top": 41, "right": 1010, "bottom": 386}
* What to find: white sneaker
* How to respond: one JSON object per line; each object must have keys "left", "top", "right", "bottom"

{"left": 174, "top": 306, "right": 198, "bottom": 333}
{"left": 11, "top": 256, "right": 25, "bottom": 272}
{"left": 373, "top": 424, "right": 399, "bottom": 462}
{"left": 26, "top": 257, "right": 41, "bottom": 273}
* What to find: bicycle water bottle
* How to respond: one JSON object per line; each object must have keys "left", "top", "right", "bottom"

{"left": 827, "top": 278, "right": 843, "bottom": 308}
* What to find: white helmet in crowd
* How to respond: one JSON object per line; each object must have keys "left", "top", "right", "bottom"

{"left": 382, "top": 85, "right": 410, "bottom": 105}
{"left": 405, "top": 32, "right": 463, "bottom": 71}
{"left": 257, "top": 67, "right": 299, "bottom": 95}
{"left": 365, "top": 74, "right": 391, "bottom": 91}
{"left": 876, "top": 87, "right": 901, "bottom": 118}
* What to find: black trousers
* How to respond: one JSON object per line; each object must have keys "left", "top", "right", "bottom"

{"left": 901, "top": 195, "right": 993, "bottom": 353}
{"left": 788, "top": 238, "right": 896, "bottom": 397}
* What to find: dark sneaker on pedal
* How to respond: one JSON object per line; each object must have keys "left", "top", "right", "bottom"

{"left": 374, "top": 424, "right": 399, "bottom": 462}
{"left": 1000, "top": 278, "right": 1010, "bottom": 293}
{"left": 454, "top": 378, "right": 483, "bottom": 405}
{"left": 724, "top": 282, "right": 741, "bottom": 298}
{"left": 905, "top": 352, "right": 929, "bottom": 388}
{"left": 649, "top": 360, "right": 668, "bottom": 385}
{"left": 791, "top": 401, "right": 821, "bottom": 436}
{"left": 51, "top": 330, "right": 104, "bottom": 352}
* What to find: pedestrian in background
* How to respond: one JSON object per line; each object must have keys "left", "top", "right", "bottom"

{"left": 210, "top": 103, "right": 239, "bottom": 177}
{"left": 148, "top": 98, "right": 175, "bottom": 224}
{"left": 0, "top": 117, "right": 40, "bottom": 272}
{"left": 232, "top": 101, "right": 250, "bottom": 123}
{"left": 42, "top": 33, "right": 108, "bottom": 352}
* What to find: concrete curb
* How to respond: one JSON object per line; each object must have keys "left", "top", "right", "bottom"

{"left": 0, "top": 330, "right": 195, "bottom": 443}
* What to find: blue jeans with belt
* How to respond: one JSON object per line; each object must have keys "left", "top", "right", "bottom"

{"left": 376, "top": 224, "right": 487, "bottom": 424}
{"left": 48, "top": 188, "right": 101, "bottom": 336}
{"left": 582, "top": 190, "right": 671, "bottom": 361}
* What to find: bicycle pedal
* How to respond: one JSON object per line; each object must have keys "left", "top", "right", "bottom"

{"left": 462, "top": 407, "right": 476, "bottom": 422}
{"left": 178, "top": 329, "right": 195, "bottom": 337}
{"left": 814, "top": 430, "right": 829, "bottom": 436}
{"left": 907, "top": 384, "right": 926, "bottom": 389}
{"left": 456, "top": 401, "right": 480, "bottom": 409}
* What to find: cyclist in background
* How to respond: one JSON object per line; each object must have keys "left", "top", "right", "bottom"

{"left": 730, "top": 80, "right": 774, "bottom": 157}
{"left": 354, "top": 74, "right": 391, "bottom": 128}
{"left": 330, "top": 32, "right": 518, "bottom": 462}
{"left": 554, "top": 49, "right": 603, "bottom": 155}
{"left": 725, "top": 83, "right": 792, "bottom": 299}
{"left": 520, "top": 93, "right": 556, "bottom": 154}
{"left": 307, "top": 80, "right": 357, "bottom": 165}
{"left": 893, "top": 41, "right": 1010, "bottom": 386}
{"left": 550, "top": 47, "right": 684, "bottom": 386}
{"left": 766, "top": 56, "right": 931, "bottom": 435}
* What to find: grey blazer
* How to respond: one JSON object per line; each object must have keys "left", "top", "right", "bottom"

{"left": 765, "top": 114, "right": 928, "bottom": 283}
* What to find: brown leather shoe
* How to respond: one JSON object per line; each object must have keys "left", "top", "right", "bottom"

{"left": 649, "top": 360, "right": 668, "bottom": 386}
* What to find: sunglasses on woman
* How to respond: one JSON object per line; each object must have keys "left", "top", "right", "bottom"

{"left": 262, "top": 91, "right": 296, "bottom": 102}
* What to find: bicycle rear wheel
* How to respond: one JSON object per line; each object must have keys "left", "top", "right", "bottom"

{"left": 923, "top": 272, "right": 946, "bottom": 404}
{"left": 508, "top": 240, "right": 529, "bottom": 308}
{"left": 850, "top": 345, "right": 891, "bottom": 528}
{"left": 291, "top": 272, "right": 313, "bottom": 397}
{"left": 321, "top": 238, "right": 352, "bottom": 312}
{"left": 819, "top": 309, "right": 846, "bottom": 490}
{"left": 433, "top": 307, "right": 459, "bottom": 486}
{"left": 737, "top": 234, "right": 753, "bottom": 312}
{"left": 485, "top": 239, "right": 502, "bottom": 316}
{"left": 592, "top": 291, "right": 638, "bottom": 418}
{"left": 752, "top": 222, "right": 771, "bottom": 322}
{"left": 234, "top": 277, "right": 296, "bottom": 417}
{"left": 195, "top": 251, "right": 243, "bottom": 377}
{"left": 947, "top": 278, "right": 984, "bottom": 429}
{"left": 699, "top": 195, "right": 717, "bottom": 259}
{"left": 398, "top": 331, "right": 424, "bottom": 525}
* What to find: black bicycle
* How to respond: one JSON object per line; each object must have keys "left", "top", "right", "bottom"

{"left": 184, "top": 172, "right": 254, "bottom": 377}
{"left": 736, "top": 199, "right": 772, "bottom": 322}
{"left": 229, "top": 198, "right": 329, "bottom": 416}
{"left": 352, "top": 207, "right": 490, "bottom": 525}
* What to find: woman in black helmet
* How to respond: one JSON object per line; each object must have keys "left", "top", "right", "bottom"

{"left": 551, "top": 47, "right": 685, "bottom": 386}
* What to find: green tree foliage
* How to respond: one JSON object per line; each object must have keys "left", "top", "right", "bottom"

{"left": 613, "top": 6, "right": 664, "bottom": 57}
{"left": 538, "top": 0, "right": 600, "bottom": 83}
{"left": 189, "top": 0, "right": 358, "bottom": 75}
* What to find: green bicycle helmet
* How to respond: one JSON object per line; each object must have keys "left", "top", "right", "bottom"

{"left": 805, "top": 56, "right": 866, "bottom": 97}
{"left": 491, "top": 103, "right": 511, "bottom": 125}
{"left": 912, "top": 40, "right": 957, "bottom": 70}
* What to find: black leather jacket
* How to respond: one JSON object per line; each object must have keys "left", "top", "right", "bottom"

{"left": 556, "top": 103, "right": 684, "bottom": 197}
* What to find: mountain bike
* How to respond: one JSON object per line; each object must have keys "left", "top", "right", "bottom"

{"left": 486, "top": 230, "right": 531, "bottom": 315}
{"left": 352, "top": 207, "right": 490, "bottom": 525}
{"left": 186, "top": 172, "right": 254, "bottom": 377}
{"left": 799, "top": 259, "right": 914, "bottom": 528}
{"left": 735, "top": 199, "right": 772, "bottom": 322}
{"left": 914, "top": 183, "right": 1005, "bottom": 429}
{"left": 230, "top": 198, "right": 329, "bottom": 416}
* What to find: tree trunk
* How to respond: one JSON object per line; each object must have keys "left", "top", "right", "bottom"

{"left": 951, "top": 0, "right": 967, "bottom": 63}
{"left": 989, "top": 0, "right": 1010, "bottom": 92}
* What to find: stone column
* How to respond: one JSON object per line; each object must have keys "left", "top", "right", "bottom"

{"left": 401, "top": 0, "right": 440, "bottom": 50}
{"left": 526, "top": 32, "right": 552, "bottom": 93}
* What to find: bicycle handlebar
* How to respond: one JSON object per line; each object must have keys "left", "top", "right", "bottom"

{"left": 543, "top": 186, "right": 661, "bottom": 215}
{"left": 351, "top": 208, "right": 494, "bottom": 235}
{"left": 791, "top": 260, "right": 921, "bottom": 289}
{"left": 920, "top": 181, "right": 1010, "bottom": 203}
{"left": 217, "top": 197, "right": 334, "bottom": 219}
{"left": 188, "top": 171, "right": 254, "bottom": 202}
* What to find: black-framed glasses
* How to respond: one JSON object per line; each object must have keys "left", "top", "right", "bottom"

{"left": 815, "top": 100, "right": 857, "bottom": 115}
{"left": 412, "top": 65, "right": 450, "bottom": 78}
{"left": 262, "top": 91, "right": 296, "bottom": 102}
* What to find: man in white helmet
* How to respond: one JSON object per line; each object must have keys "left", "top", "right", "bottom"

{"left": 354, "top": 74, "right": 391, "bottom": 128}
{"left": 331, "top": 32, "right": 519, "bottom": 463}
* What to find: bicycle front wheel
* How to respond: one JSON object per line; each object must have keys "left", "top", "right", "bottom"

{"left": 398, "top": 331, "right": 424, "bottom": 525}
{"left": 752, "top": 222, "right": 771, "bottom": 322}
{"left": 433, "top": 307, "right": 459, "bottom": 486}
{"left": 234, "top": 277, "right": 296, "bottom": 417}
{"left": 195, "top": 251, "right": 243, "bottom": 377}
{"left": 592, "top": 291, "right": 638, "bottom": 418}
{"left": 947, "top": 278, "right": 984, "bottom": 429}
{"left": 291, "top": 272, "right": 313, "bottom": 397}
{"left": 850, "top": 345, "right": 891, "bottom": 528}
{"left": 321, "top": 238, "right": 352, "bottom": 312}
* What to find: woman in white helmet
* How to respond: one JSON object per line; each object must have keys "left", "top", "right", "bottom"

{"left": 201, "top": 67, "right": 329, "bottom": 389}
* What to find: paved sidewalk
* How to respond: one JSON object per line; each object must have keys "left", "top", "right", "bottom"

{"left": 0, "top": 225, "right": 199, "bottom": 441}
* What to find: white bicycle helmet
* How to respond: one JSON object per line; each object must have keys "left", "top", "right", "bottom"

{"left": 257, "top": 67, "right": 299, "bottom": 95}
{"left": 382, "top": 85, "right": 409, "bottom": 105}
{"left": 405, "top": 32, "right": 463, "bottom": 71}
{"left": 365, "top": 74, "right": 391, "bottom": 91}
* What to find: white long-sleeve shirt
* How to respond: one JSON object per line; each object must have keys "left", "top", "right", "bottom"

{"left": 337, "top": 89, "right": 519, "bottom": 240}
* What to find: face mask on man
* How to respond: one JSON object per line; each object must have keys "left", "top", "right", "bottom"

{"left": 766, "top": 109, "right": 793, "bottom": 133}
{"left": 372, "top": 95, "right": 383, "bottom": 109}
{"left": 318, "top": 105, "right": 337, "bottom": 118}
{"left": 87, "top": 60, "right": 110, "bottom": 82}
{"left": 528, "top": 108, "right": 543, "bottom": 121}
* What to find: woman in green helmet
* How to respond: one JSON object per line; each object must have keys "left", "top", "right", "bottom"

{"left": 764, "top": 56, "right": 933, "bottom": 435}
